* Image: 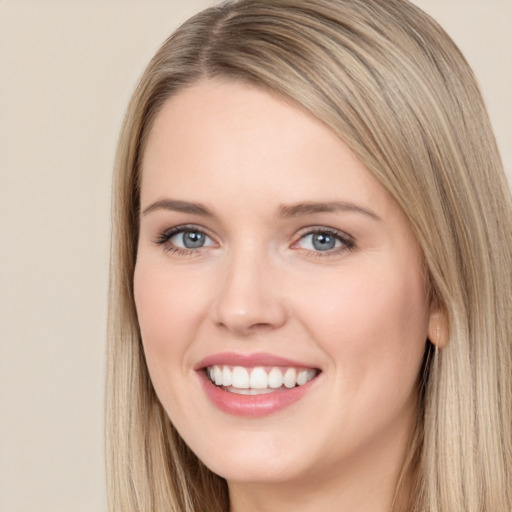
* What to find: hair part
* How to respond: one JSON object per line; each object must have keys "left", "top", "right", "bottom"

{"left": 106, "top": 1, "right": 512, "bottom": 510}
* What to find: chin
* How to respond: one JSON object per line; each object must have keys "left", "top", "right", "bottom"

{"left": 190, "top": 431, "right": 315, "bottom": 485}
{"left": 206, "top": 457, "right": 303, "bottom": 485}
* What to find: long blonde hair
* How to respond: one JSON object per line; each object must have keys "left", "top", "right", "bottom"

{"left": 106, "top": 1, "right": 512, "bottom": 510}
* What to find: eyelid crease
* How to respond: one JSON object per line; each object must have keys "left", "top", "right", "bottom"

{"left": 296, "top": 225, "right": 354, "bottom": 241}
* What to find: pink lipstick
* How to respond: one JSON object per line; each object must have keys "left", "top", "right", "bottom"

{"left": 196, "top": 352, "right": 321, "bottom": 417}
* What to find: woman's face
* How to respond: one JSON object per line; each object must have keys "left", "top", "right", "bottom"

{"left": 135, "top": 79, "right": 433, "bottom": 489}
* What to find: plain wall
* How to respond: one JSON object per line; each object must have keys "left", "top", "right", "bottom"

{"left": 1, "top": 1, "right": 510, "bottom": 511}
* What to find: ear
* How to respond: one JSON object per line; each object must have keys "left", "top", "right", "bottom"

{"left": 427, "top": 307, "right": 448, "bottom": 348}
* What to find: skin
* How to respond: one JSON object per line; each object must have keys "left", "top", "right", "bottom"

{"left": 134, "top": 79, "right": 439, "bottom": 512}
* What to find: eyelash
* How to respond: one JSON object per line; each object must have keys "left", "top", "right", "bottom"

{"left": 293, "top": 227, "right": 355, "bottom": 257}
{"left": 153, "top": 225, "right": 356, "bottom": 257}
{"left": 153, "top": 224, "right": 213, "bottom": 256}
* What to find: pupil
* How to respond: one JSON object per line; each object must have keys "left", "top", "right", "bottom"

{"left": 184, "top": 231, "right": 205, "bottom": 248}
{"left": 312, "top": 233, "right": 335, "bottom": 251}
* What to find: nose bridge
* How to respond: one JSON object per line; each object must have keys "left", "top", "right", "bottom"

{"left": 212, "top": 240, "right": 286, "bottom": 334}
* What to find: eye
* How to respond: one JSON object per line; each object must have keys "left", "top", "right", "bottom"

{"left": 154, "top": 225, "right": 216, "bottom": 253}
{"left": 171, "top": 230, "right": 211, "bottom": 249}
{"left": 293, "top": 228, "right": 354, "bottom": 254}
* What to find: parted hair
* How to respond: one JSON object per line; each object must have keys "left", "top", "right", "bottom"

{"left": 106, "top": 1, "right": 512, "bottom": 510}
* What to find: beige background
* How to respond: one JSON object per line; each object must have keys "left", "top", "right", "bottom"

{"left": 1, "top": 1, "right": 510, "bottom": 511}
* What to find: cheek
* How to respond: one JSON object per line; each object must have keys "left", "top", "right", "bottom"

{"left": 294, "top": 262, "right": 429, "bottom": 383}
{"left": 133, "top": 258, "right": 210, "bottom": 370}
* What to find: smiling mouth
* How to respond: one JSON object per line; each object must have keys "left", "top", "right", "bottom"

{"left": 206, "top": 365, "right": 319, "bottom": 395}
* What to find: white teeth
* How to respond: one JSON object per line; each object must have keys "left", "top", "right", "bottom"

{"left": 214, "top": 365, "right": 223, "bottom": 385}
{"left": 231, "top": 366, "right": 250, "bottom": 389}
{"left": 297, "top": 369, "right": 315, "bottom": 386}
{"left": 222, "top": 366, "right": 232, "bottom": 387}
{"left": 226, "top": 387, "right": 275, "bottom": 395}
{"left": 283, "top": 368, "right": 297, "bottom": 388}
{"left": 268, "top": 367, "right": 284, "bottom": 388}
{"left": 206, "top": 364, "right": 317, "bottom": 391}
{"left": 249, "top": 367, "right": 268, "bottom": 389}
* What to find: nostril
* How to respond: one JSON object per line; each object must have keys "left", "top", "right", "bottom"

{"left": 247, "top": 322, "right": 277, "bottom": 331}
{"left": 215, "top": 319, "right": 280, "bottom": 335}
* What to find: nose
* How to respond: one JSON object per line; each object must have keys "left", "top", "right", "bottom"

{"left": 211, "top": 248, "right": 287, "bottom": 335}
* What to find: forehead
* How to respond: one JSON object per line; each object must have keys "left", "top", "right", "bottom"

{"left": 140, "top": 79, "right": 396, "bottom": 220}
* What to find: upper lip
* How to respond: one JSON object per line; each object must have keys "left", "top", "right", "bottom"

{"left": 194, "top": 352, "right": 319, "bottom": 370}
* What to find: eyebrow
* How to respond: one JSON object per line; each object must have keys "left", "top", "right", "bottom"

{"left": 141, "top": 198, "right": 381, "bottom": 221}
{"left": 278, "top": 201, "right": 381, "bottom": 221}
{"left": 142, "top": 199, "right": 213, "bottom": 217}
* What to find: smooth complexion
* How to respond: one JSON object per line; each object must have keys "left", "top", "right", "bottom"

{"left": 134, "top": 79, "right": 438, "bottom": 512}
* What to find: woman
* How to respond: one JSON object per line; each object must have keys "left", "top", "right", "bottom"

{"left": 106, "top": 0, "right": 512, "bottom": 510}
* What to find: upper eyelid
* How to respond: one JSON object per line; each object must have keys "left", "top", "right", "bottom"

{"left": 161, "top": 225, "right": 351, "bottom": 237}
{"left": 154, "top": 224, "right": 215, "bottom": 245}
{"left": 163, "top": 224, "right": 212, "bottom": 237}
{"left": 295, "top": 226, "right": 354, "bottom": 241}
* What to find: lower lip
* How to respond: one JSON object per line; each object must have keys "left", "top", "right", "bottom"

{"left": 198, "top": 371, "right": 319, "bottom": 417}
